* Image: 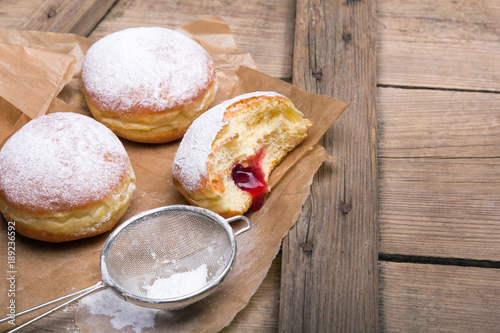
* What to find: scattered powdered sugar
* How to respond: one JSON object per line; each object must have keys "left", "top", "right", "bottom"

{"left": 80, "top": 288, "right": 158, "bottom": 333}
{"left": 0, "top": 112, "right": 130, "bottom": 212}
{"left": 81, "top": 27, "right": 215, "bottom": 113}
{"left": 144, "top": 263, "right": 209, "bottom": 299}
{"left": 172, "top": 91, "right": 283, "bottom": 192}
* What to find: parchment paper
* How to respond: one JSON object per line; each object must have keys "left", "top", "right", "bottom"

{"left": 0, "top": 17, "right": 347, "bottom": 332}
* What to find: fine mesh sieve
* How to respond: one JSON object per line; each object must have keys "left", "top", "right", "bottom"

{"left": 101, "top": 205, "right": 251, "bottom": 308}
{"left": 1, "top": 205, "right": 251, "bottom": 332}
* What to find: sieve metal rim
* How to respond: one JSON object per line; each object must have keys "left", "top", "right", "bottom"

{"left": 99, "top": 205, "right": 250, "bottom": 309}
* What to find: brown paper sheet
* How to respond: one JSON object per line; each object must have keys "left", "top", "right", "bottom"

{"left": 0, "top": 17, "right": 347, "bottom": 332}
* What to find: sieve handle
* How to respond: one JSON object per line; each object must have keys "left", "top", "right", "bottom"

{"left": 2, "top": 281, "right": 106, "bottom": 332}
{"left": 226, "top": 215, "right": 252, "bottom": 236}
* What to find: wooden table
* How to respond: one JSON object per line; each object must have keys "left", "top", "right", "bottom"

{"left": 1, "top": 0, "right": 499, "bottom": 332}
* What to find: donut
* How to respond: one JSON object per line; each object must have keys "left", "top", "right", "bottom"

{"left": 0, "top": 112, "right": 136, "bottom": 242}
{"left": 172, "top": 92, "right": 312, "bottom": 217}
{"left": 81, "top": 27, "right": 217, "bottom": 143}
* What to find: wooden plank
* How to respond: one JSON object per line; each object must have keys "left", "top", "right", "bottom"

{"left": 379, "top": 261, "right": 500, "bottom": 332}
{"left": 377, "top": 2, "right": 500, "bottom": 332}
{"left": 377, "top": 88, "right": 500, "bottom": 158}
{"left": 19, "top": 0, "right": 117, "bottom": 36}
{"left": 377, "top": 0, "right": 500, "bottom": 91}
{"left": 379, "top": 157, "right": 500, "bottom": 260}
{"left": 222, "top": 255, "right": 281, "bottom": 332}
{"left": 378, "top": 88, "right": 500, "bottom": 259}
{"left": 280, "top": 0, "right": 378, "bottom": 331}
{"left": 0, "top": 0, "right": 41, "bottom": 30}
{"left": 87, "top": 0, "right": 296, "bottom": 79}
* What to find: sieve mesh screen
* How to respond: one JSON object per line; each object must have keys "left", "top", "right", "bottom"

{"left": 102, "top": 208, "right": 234, "bottom": 299}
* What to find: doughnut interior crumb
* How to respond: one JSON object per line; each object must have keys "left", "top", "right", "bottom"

{"left": 173, "top": 92, "right": 312, "bottom": 217}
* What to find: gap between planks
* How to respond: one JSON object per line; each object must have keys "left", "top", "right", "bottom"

{"left": 379, "top": 253, "right": 500, "bottom": 269}
{"left": 378, "top": 84, "right": 500, "bottom": 95}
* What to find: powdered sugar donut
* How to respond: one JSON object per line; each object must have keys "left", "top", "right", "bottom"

{"left": 172, "top": 92, "right": 312, "bottom": 217}
{"left": 0, "top": 112, "right": 136, "bottom": 242}
{"left": 81, "top": 27, "right": 217, "bottom": 143}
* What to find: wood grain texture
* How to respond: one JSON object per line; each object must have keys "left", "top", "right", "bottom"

{"left": 222, "top": 255, "right": 281, "bottom": 332}
{"left": 379, "top": 157, "right": 500, "bottom": 259}
{"left": 379, "top": 261, "right": 500, "bottom": 332}
{"left": 280, "top": 0, "right": 378, "bottom": 331}
{"left": 377, "top": 1, "right": 500, "bottom": 330}
{"left": 377, "top": 88, "right": 500, "bottom": 158}
{"left": 378, "top": 88, "right": 500, "bottom": 260}
{"left": 19, "top": 0, "right": 117, "bottom": 36}
{"left": 377, "top": 0, "right": 500, "bottom": 91}
{"left": 0, "top": 0, "right": 41, "bottom": 30}
{"left": 87, "top": 0, "right": 296, "bottom": 79}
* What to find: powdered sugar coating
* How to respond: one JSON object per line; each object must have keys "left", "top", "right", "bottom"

{"left": 172, "top": 91, "right": 284, "bottom": 192}
{"left": 81, "top": 27, "right": 216, "bottom": 114}
{"left": 0, "top": 112, "right": 131, "bottom": 213}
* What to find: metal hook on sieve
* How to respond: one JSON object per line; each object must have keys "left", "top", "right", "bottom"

{"left": 226, "top": 215, "right": 252, "bottom": 236}
{"left": 0, "top": 205, "right": 252, "bottom": 332}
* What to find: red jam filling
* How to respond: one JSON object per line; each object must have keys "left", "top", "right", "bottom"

{"left": 231, "top": 149, "right": 269, "bottom": 211}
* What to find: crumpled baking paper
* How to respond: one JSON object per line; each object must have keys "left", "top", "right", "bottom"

{"left": 0, "top": 17, "right": 347, "bottom": 332}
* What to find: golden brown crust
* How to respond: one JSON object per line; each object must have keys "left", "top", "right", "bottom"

{"left": 0, "top": 153, "right": 131, "bottom": 215}
{"left": 0, "top": 167, "right": 135, "bottom": 243}
{"left": 84, "top": 80, "right": 217, "bottom": 144}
